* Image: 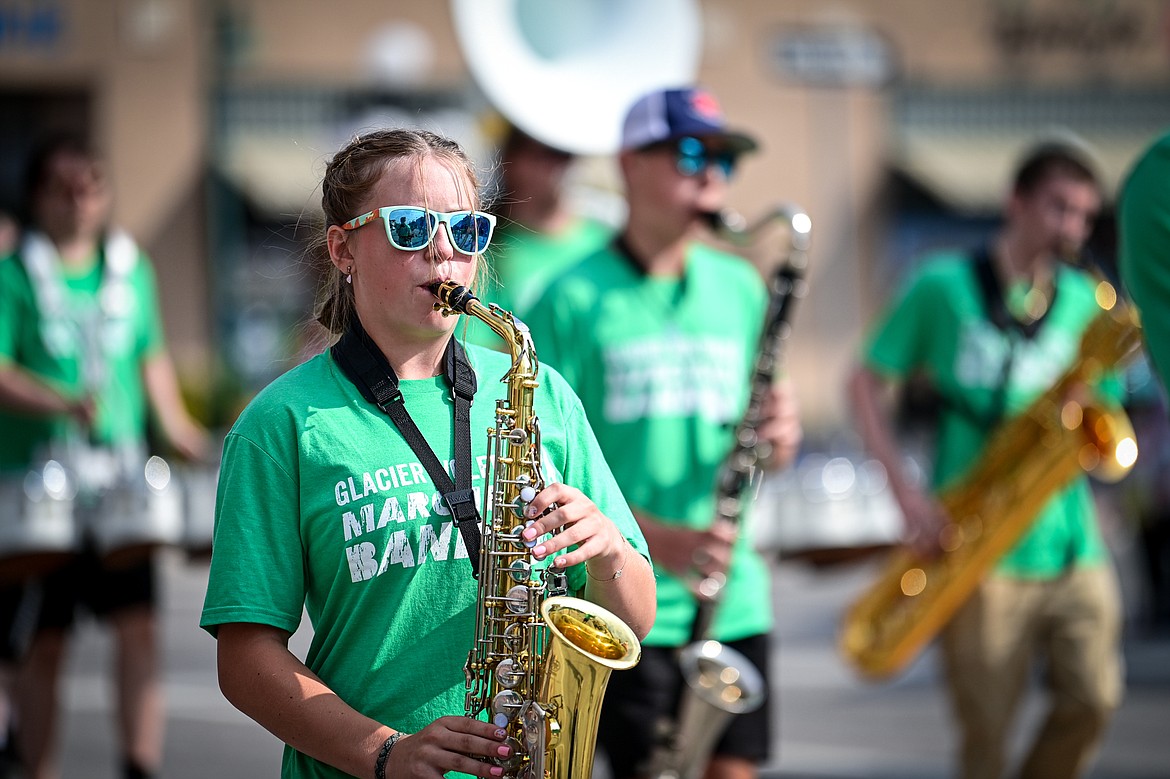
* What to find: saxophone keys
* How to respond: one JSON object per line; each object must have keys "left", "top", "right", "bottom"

{"left": 938, "top": 524, "right": 963, "bottom": 552}
{"left": 521, "top": 521, "right": 539, "bottom": 549}
{"left": 505, "top": 585, "right": 532, "bottom": 614}
{"left": 506, "top": 559, "right": 530, "bottom": 582}
{"left": 491, "top": 690, "right": 523, "bottom": 726}
{"left": 495, "top": 657, "right": 524, "bottom": 689}
{"left": 899, "top": 568, "right": 928, "bottom": 597}
{"left": 520, "top": 702, "right": 550, "bottom": 768}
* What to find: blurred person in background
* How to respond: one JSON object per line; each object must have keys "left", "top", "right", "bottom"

{"left": 467, "top": 123, "right": 613, "bottom": 349}
{"left": 0, "top": 211, "right": 17, "bottom": 256}
{"left": 847, "top": 140, "right": 1124, "bottom": 779}
{"left": 0, "top": 136, "right": 209, "bottom": 779}
{"left": 1118, "top": 129, "right": 1170, "bottom": 635}
{"left": 487, "top": 124, "right": 612, "bottom": 318}
{"left": 1119, "top": 129, "right": 1170, "bottom": 396}
{"left": 525, "top": 86, "right": 803, "bottom": 779}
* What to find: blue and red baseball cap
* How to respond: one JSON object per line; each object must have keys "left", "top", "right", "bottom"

{"left": 620, "top": 87, "right": 759, "bottom": 153}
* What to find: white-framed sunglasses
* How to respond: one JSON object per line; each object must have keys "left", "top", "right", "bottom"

{"left": 341, "top": 205, "right": 497, "bottom": 256}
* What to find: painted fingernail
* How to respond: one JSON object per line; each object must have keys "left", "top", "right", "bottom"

{"left": 497, "top": 745, "right": 512, "bottom": 757}
{"left": 554, "top": 557, "right": 567, "bottom": 567}
{"left": 533, "top": 545, "right": 546, "bottom": 557}
{"left": 522, "top": 527, "right": 535, "bottom": 540}
{"left": 495, "top": 728, "right": 507, "bottom": 739}
{"left": 491, "top": 768, "right": 504, "bottom": 777}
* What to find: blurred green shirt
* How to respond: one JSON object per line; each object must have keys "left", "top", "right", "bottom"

{"left": 526, "top": 241, "right": 773, "bottom": 646}
{"left": 1120, "top": 130, "right": 1170, "bottom": 395}
{"left": 862, "top": 252, "right": 1121, "bottom": 578}
{"left": 0, "top": 239, "right": 164, "bottom": 472}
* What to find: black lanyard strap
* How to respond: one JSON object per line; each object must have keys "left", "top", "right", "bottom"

{"left": 331, "top": 318, "right": 482, "bottom": 575}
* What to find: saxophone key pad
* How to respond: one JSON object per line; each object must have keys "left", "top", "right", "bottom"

{"left": 521, "top": 520, "right": 539, "bottom": 549}
{"left": 504, "top": 584, "right": 531, "bottom": 614}
{"left": 492, "top": 690, "right": 523, "bottom": 723}
{"left": 494, "top": 658, "right": 524, "bottom": 689}
{"left": 507, "top": 559, "right": 530, "bottom": 583}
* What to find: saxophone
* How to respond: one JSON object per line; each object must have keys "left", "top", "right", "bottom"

{"left": 839, "top": 278, "right": 1142, "bottom": 680}
{"left": 431, "top": 281, "right": 642, "bottom": 779}
{"left": 646, "top": 206, "right": 811, "bottom": 779}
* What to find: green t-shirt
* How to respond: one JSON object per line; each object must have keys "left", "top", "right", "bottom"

{"left": 1120, "top": 130, "right": 1170, "bottom": 394}
{"left": 863, "top": 252, "right": 1118, "bottom": 578}
{"left": 466, "top": 217, "right": 611, "bottom": 349}
{"left": 524, "top": 242, "right": 773, "bottom": 646}
{"left": 0, "top": 237, "right": 165, "bottom": 472}
{"left": 199, "top": 342, "right": 647, "bottom": 779}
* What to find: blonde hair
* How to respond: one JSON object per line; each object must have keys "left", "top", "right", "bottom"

{"left": 312, "top": 128, "right": 487, "bottom": 334}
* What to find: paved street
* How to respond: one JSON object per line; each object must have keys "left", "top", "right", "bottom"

{"left": 52, "top": 549, "right": 1170, "bottom": 778}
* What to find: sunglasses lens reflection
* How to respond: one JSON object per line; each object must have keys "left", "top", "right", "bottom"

{"left": 449, "top": 212, "right": 493, "bottom": 254}
{"left": 386, "top": 208, "right": 433, "bottom": 249}
{"left": 383, "top": 208, "right": 491, "bottom": 254}
{"left": 674, "top": 137, "right": 738, "bottom": 178}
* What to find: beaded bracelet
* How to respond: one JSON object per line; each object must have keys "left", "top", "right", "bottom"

{"left": 374, "top": 732, "right": 405, "bottom": 779}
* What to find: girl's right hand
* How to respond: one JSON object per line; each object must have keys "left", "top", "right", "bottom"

{"left": 387, "top": 716, "right": 512, "bottom": 779}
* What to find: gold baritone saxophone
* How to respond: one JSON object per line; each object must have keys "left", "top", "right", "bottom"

{"left": 839, "top": 277, "right": 1143, "bottom": 681}
{"left": 646, "top": 205, "right": 812, "bottom": 779}
{"left": 431, "top": 281, "right": 641, "bottom": 779}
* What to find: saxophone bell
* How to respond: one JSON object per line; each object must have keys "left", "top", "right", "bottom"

{"left": 647, "top": 641, "right": 766, "bottom": 779}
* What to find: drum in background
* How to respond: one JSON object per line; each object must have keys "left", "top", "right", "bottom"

{"left": 179, "top": 462, "right": 218, "bottom": 561}
{"left": 0, "top": 460, "right": 79, "bottom": 582}
{"left": 751, "top": 453, "right": 905, "bottom": 567}
{"left": 86, "top": 454, "right": 183, "bottom": 569}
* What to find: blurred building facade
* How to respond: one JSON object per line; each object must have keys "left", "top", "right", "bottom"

{"left": 1, "top": 0, "right": 1168, "bottom": 433}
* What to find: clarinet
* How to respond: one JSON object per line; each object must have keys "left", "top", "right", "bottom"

{"left": 647, "top": 205, "right": 811, "bottom": 779}
{"left": 690, "top": 205, "right": 811, "bottom": 640}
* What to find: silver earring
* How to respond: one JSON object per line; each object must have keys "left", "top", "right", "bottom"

{"left": 346, "top": 267, "right": 353, "bottom": 284}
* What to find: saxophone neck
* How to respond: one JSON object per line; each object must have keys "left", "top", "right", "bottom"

{"left": 705, "top": 204, "right": 812, "bottom": 255}
{"left": 430, "top": 280, "right": 539, "bottom": 376}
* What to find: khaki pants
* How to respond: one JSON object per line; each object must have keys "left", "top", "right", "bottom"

{"left": 940, "top": 565, "right": 1124, "bottom": 779}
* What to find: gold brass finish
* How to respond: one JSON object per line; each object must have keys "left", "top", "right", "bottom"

{"left": 432, "top": 281, "right": 641, "bottom": 779}
{"left": 839, "top": 290, "right": 1142, "bottom": 680}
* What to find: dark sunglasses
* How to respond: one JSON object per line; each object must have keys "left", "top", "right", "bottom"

{"left": 659, "top": 136, "right": 740, "bottom": 178}
{"left": 342, "top": 205, "right": 497, "bottom": 256}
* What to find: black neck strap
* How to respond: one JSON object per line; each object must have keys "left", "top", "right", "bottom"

{"left": 972, "top": 244, "right": 1058, "bottom": 340}
{"left": 331, "top": 318, "right": 482, "bottom": 576}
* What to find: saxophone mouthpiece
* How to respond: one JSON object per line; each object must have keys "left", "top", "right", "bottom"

{"left": 430, "top": 280, "right": 479, "bottom": 314}
{"left": 703, "top": 209, "right": 749, "bottom": 244}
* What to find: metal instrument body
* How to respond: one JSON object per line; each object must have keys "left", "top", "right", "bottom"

{"left": 646, "top": 207, "right": 810, "bottom": 779}
{"left": 431, "top": 281, "right": 641, "bottom": 779}
{"left": 839, "top": 285, "right": 1142, "bottom": 680}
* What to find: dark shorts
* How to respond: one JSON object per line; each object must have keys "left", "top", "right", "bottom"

{"left": 32, "top": 547, "right": 156, "bottom": 631}
{"left": 597, "top": 632, "right": 772, "bottom": 778}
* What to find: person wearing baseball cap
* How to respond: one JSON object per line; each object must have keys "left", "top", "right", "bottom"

{"left": 620, "top": 85, "right": 759, "bottom": 155}
{"left": 524, "top": 85, "right": 802, "bottom": 779}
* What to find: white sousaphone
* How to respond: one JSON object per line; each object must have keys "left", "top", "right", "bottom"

{"left": 451, "top": 0, "right": 703, "bottom": 155}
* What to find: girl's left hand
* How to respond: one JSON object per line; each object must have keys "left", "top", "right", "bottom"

{"left": 519, "top": 483, "right": 628, "bottom": 578}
